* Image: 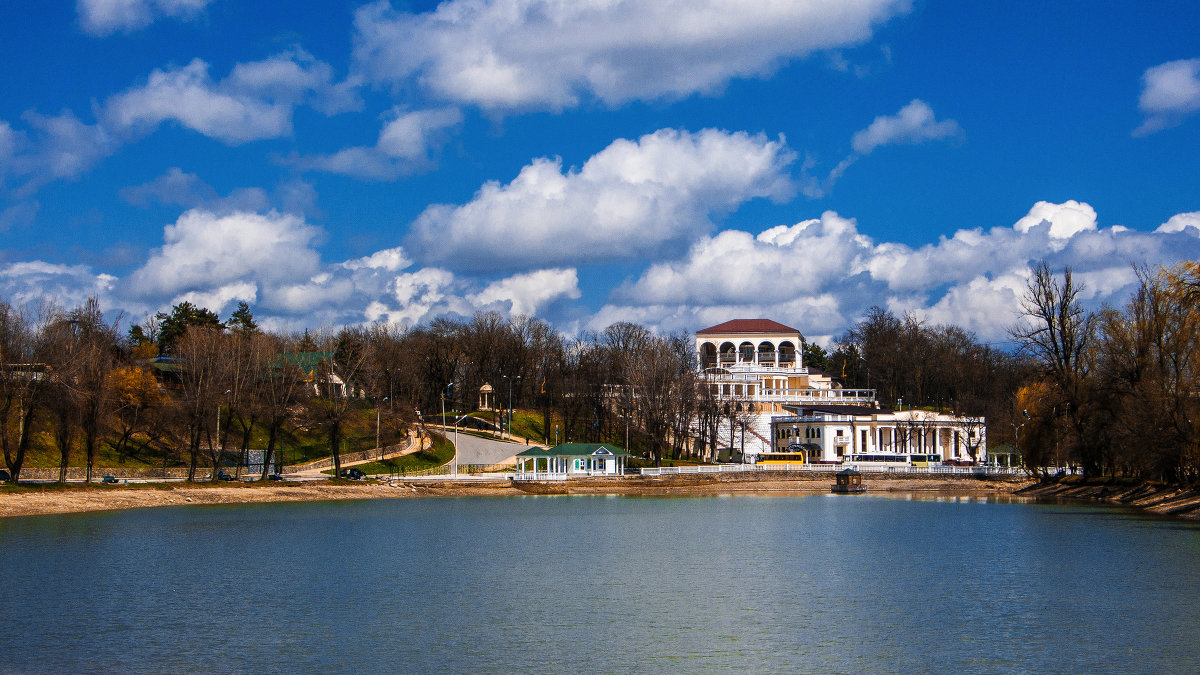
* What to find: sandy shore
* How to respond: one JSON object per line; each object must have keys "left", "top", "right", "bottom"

{"left": 0, "top": 473, "right": 1033, "bottom": 518}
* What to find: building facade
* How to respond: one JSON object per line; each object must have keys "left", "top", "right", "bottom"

{"left": 695, "top": 319, "right": 986, "bottom": 465}
{"left": 514, "top": 443, "right": 629, "bottom": 479}
{"left": 696, "top": 319, "right": 874, "bottom": 461}
{"left": 770, "top": 404, "right": 987, "bottom": 465}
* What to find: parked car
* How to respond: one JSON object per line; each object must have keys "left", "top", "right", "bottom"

{"left": 0, "top": 469, "right": 11, "bottom": 482}
{"left": 216, "top": 470, "right": 235, "bottom": 481}
{"left": 267, "top": 473, "right": 284, "bottom": 481}
{"left": 102, "top": 475, "right": 119, "bottom": 484}
{"left": 339, "top": 468, "right": 366, "bottom": 480}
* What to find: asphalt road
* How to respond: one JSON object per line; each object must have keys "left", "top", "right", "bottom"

{"left": 451, "top": 433, "right": 528, "bottom": 465}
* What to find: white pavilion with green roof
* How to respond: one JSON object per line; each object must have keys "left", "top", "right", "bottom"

{"left": 514, "top": 443, "right": 629, "bottom": 479}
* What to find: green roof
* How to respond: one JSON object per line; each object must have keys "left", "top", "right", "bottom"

{"left": 516, "top": 443, "right": 629, "bottom": 458}
{"left": 272, "top": 351, "right": 334, "bottom": 376}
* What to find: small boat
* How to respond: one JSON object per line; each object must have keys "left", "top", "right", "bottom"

{"left": 831, "top": 468, "right": 866, "bottom": 493}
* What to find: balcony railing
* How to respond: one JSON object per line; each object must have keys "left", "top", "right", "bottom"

{"left": 755, "top": 389, "right": 876, "bottom": 403}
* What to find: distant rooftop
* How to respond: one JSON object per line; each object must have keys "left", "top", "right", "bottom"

{"left": 696, "top": 319, "right": 800, "bottom": 335}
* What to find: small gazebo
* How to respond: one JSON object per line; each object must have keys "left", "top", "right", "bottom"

{"left": 832, "top": 468, "right": 865, "bottom": 493}
{"left": 514, "top": 443, "right": 629, "bottom": 479}
{"left": 478, "top": 383, "right": 495, "bottom": 411}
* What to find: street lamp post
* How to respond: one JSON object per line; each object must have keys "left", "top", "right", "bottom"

{"left": 502, "top": 374, "right": 520, "bottom": 439}
{"left": 215, "top": 388, "right": 232, "bottom": 476}
{"left": 444, "top": 382, "right": 458, "bottom": 477}
{"left": 1012, "top": 421, "right": 1026, "bottom": 470}
{"left": 439, "top": 387, "right": 460, "bottom": 476}
{"left": 375, "top": 396, "right": 388, "bottom": 461}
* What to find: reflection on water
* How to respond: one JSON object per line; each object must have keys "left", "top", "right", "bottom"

{"left": 869, "top": 490, "right": 1039, "bottom": 505}
{"left": 1, "top": 494, "right": 1198, "bottom": 673}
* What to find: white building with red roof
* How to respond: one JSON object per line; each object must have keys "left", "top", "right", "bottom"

{"left": 695, "top": 319, "right": 986, "bottom": 466}
{"left": 696, "top": 319, "right": 875, "bottom": 461}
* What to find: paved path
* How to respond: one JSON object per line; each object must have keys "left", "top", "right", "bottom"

{"left": 289, "top": 427, "right": 544, "bottom": 479}
{"left": 291, "top": 436, "right": 420, "bottom": 477}
{"left": 450, "top": 433, "right": 529, "bottom": 465}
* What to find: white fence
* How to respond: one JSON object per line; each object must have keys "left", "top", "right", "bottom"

{"left": 374, "top": 463, "right": 514, "bottom": 478}
{"left": 640, "top": 463, "right": 1027, "bottom": 477}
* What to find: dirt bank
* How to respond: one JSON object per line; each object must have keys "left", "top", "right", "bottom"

{"left": 1018, "top": 479, "right": 1200, "bottom": 520}
{"left": 0, "top": 481, "right": 520, "bottom": 518}
{"left": 0, "top": 472, "right": 1033, "bottom": 518}
{"left": 515, "top": 471, "right": 1032, "bottom": 495}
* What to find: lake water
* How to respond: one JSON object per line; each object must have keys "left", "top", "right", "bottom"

{"left": 2, "top": 493, "right": 1199, "bottom": 673}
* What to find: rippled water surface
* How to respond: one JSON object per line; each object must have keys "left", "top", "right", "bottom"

{"left": 2, "top": 493, "right": 1199, "bottom": 673}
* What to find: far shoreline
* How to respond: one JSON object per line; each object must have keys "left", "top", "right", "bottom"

{"left": 0, "top": 473, "right": 1034, "bottom": 519}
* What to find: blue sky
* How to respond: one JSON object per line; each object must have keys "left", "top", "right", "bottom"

{"left": 2, "top": 0, "right": 1199, "bottom": 343}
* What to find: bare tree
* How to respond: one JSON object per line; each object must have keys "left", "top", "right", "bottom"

{"left": 175, "top": 325, "right": 228, "bottom": 481}
{"left": 257, "top": 333, "right": 309, "bottom": 479}
{"left": 30, "top": 306, "right": 84, "bottom": 483}
{"left": 224, "top": 324, "right": 267, "bottom": 477}
{"left": 959, "top": 416, "right": 986, "bottom": 462}
{"left": 1010, "top": 262, "right": 1100, "bottom": 475}
{"left": 72, "top": 298, "right": 118, "bottom": 483}
{"left": 306, "top": 328, "right": 369, "bottom": 478}
{"left": 0, "top": 302, "right": 42, "bottom": 483}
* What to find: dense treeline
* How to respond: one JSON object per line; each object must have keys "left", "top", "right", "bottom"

{"left": 3, "top": 259, "right": 1198, "bottom": 484}
{"left": 828, "top": 307, "right": 1032, "bottom": 456}
{"left": 1010, "top": 261, "right": 1200, "bottom": 481}
{"left": 830, "top": 260, "right": 1200, "bottom": 482}
{"left": 0, "top": 300, "right": 713, "bottom": 482}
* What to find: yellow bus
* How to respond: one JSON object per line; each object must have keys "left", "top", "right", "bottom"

{"left": 758, "top": 450, "right": 807, "bottom": 467}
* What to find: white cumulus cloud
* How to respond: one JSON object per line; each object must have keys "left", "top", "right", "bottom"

{"left": 6, "top": 199, "right": 1199, "bottom": 344}
{"left": 1156, "top": 211, "right": 1200, "bottom": 234}
{"left": 295, "top": 107, "right": 462, "bottom": 179}
{"left": 103, "top": 51, "right": 357, "bottom": 144}
{"left": 470, "top": 268, "right": 581, "bottom": 316}
{"left": 1013, "top": 199, "right": 1098, "bottom": 245}
{"left": 0, "top": 261, "right": 119, "bottom": 310}
{"left": 406, "top": 127, "right": 796, "bottom": 270}
{"left": 78, "top": 0, "right": 213, "bottom": 36}
{"left": 599, "top": 202, "right": 1200, "bottom": 341}
{"left": 104, "top": 59, "right": 292, "bottom": 143}
{"left": 1134, "top": 58, "right": 1200, "bottom": 136}
{"left": 851, "top": 99, "right": 962, "bottom": 154}
{"left": 125, "top": 209, "right": 323, "bottom": 303}
{"left": 353, "top": 0, "right": 911, "bottom": 109}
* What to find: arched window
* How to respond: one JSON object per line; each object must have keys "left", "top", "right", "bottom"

{"left": 700, "top": 342, "right": 718, "bottom": 369}
{"left": 719, "top": 342, "right": 736, "bottom": 365}
{"left": 739, "top": 341, "right": 755, "bottom": 363}
{"left": 757, "top": 341, "right": 777, "bottom": 366}
{"left": 778, "top": 341, "right": 797, "bottom": 366}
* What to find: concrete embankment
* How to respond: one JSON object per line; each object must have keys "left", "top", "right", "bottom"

{"left": 1018, "top": 478, "right": 1200, "bottom": 519}
{"left": 1, "top": 471, "right": 1033, "bottom": 517}
{"left": 514, "top": 470, "right": 1032, "bottom": 495}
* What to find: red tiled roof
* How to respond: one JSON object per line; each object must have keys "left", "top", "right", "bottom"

{"left": 696, "top": 319, "right": 800, "bottom": 335}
